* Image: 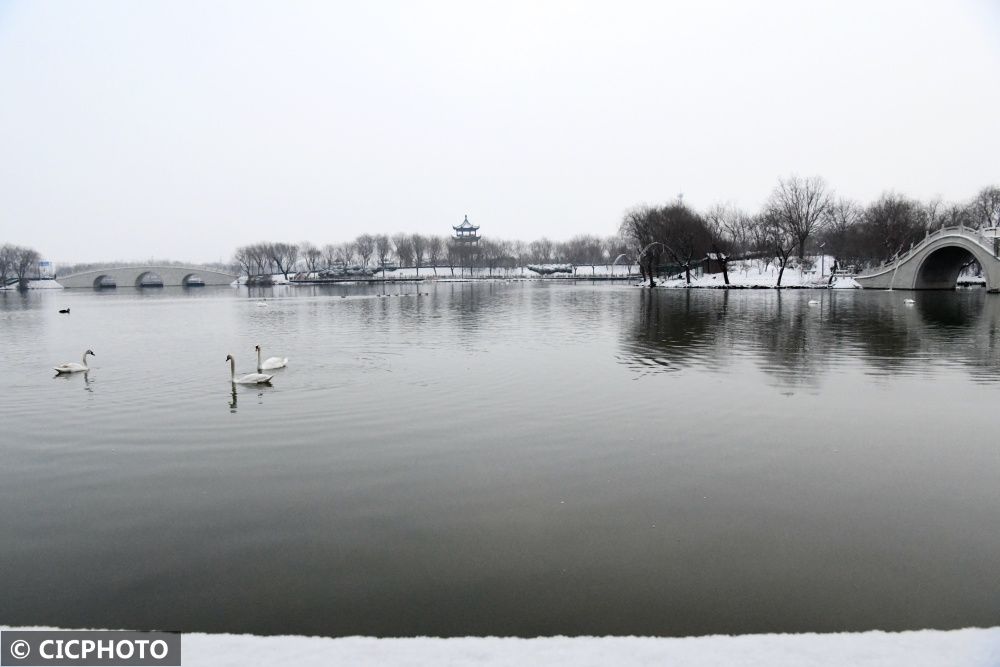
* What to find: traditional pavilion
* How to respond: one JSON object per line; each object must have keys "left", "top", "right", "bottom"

{"left": 452, "top": 214, "right": 481, "bottom": 275}
{"left": 453, "top": 214, "right": 480, "bottom": 243}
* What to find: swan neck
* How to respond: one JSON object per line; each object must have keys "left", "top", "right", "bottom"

{"left": 82, "top": 351, "right": 89, "bottom": 368}
{"left": 257, "top": 347, "right": 262, "bottom": 368}
{"left": 230, "top": 357, "right": 235, "bottom": 380}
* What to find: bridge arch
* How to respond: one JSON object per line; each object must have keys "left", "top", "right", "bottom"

{"left": 914, "top": 243, "right": 985, "bottom": 290}
{"left": 135, "top": 271, "right": 164, "bottom": 287}
{"left": 855, "top": 227, "right": 1000, "bottom": 291}
{"left": 182, "top": 273, "right": 205, "bottom": 287}
{"left": 93, "top": 274, "right": 116, "bottom": 289}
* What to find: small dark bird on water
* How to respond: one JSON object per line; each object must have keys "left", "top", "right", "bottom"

{"left": 58, "top": 308, "right": 70, "bottom": 314}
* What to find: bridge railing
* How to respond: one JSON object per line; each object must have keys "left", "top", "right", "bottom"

{"left": 57, "top": 265, "right": 235, "bottom": 278}
{"left": 872, "top": 224, "right": 996, "bottom": 271}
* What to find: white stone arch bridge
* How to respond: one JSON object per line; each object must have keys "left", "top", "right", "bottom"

{"left": 57, "top": 265, "right": 238, "bottom": 289}
{"left": 855, "top": 226, "right": 1000, "bottom": 292}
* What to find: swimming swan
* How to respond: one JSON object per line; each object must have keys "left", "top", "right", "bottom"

{"left": 256, "top": 344, "right": 288, "bottom": 371}
{"left": 903, "top": 298, "right": 916, "bottom": 305}
{"left": 227, "top": 354, "right": 273, "bottom": 384}
{"left": 54, "top": 349, "right": 94, "bottom": 374}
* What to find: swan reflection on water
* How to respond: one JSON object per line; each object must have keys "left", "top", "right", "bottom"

{"left": 54, "top": 370, "right": 93, "bottom": 393}
{"left": 228, "top": 382, "right": 271, "bottom": 413}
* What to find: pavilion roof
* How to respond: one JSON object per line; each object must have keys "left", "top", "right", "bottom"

{"left": 453, "top": 214, "right": 479, "bottom": 231}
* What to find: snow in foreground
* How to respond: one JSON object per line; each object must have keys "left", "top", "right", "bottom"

{"left": 6, "top": 627, "right": 998, "bottom": 666}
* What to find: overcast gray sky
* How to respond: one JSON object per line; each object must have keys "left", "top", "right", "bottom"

{"left": 1, "top": 0, "right": 998, "bottom": 264}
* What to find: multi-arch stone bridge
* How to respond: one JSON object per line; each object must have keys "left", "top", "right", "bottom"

{"left": 57, "top": 265, "right": 238, "bottom": 289}
{"left": 855, "top": 225, "right": 1000, "bottom": 291}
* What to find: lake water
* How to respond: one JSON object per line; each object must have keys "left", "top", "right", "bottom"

{"left": 1, "top": 282, "right": 998, "bottom": 637}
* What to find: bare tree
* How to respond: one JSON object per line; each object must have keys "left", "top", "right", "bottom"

{"left": 446, "top": 239, "right": 465, "bottom": 277}
{"left": 233, "top": 245, "right": 254, "bottom": 278}
{"left": 411, "top": 234, "right": 427, "bottom": 278}
{"left": 620, "top": 204, "right": 663, "bottom": 286}
{"left": 562, "top": 234, "right": 603, "bottom": 270}
{"left": 480, "top": 239, "right": 499, "bottom": 277}
{"left": 767, "top": 175, "right": 833, "bottom": 262}
{"left": 336, "top": 242, "right": 356, "bottom": 269}
{"left": 268, "top": 242, "right": 300, "bottom": 280}
{"left": 528, "top": 237, "right": 555, "bottom": 264}
{"left": 354, "top": 234, "right": 376, "bottom": 269}
{"left": 704, "top": 203, "right": 753, "bottom": 285}
{"left": 258, "top": 243, "right": 276, "bottom": 276}
{"left": 970, "top": 185, "right": 1000, "bottom": 228}
{"left": 939, "top": 202, "right": 975, "bottom": 228}
{"left": 1, "top": 244, "right": 19, "bottom": 286}
{"left": 301, "top": 241, "right": 322, "bottom": 274}
{"left": 12, "top": 246, "right": 41, "bottom": 289}
{"left": 822, "top": 198, "right": 863, "bottom": 279}
{"left": 509, "top": 239, "right": 528, "bottom": 275}
{"left": 374, "top": 234, "right": 393, "bottom": 272}
{"left": 322, "top": 243, "right": 338, "bottom": 270}
{"left": 751, "top": 212, "right": 797, "bottom": 286}
{"left": 393, "top": 233, "right": 414, "bottom": 268}
{"left": 426, "top": 236, "right": 443, "bottom": 276}
{"left": 863, "top": 193, "right": 928, "bottom": 263}
{"left": 658, "top": 203, "right": 712, "bottom": 285}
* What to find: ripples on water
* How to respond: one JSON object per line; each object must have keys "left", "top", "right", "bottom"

{"left": 1, "top": 283, "right": 998, "bottom": 637}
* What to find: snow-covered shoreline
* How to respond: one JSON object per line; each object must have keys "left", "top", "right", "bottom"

{"left": 0, "top": 278, "right": 64, "bottom": 290}
{"left": 4, "top": 627, "right": 997, "bottom": 666}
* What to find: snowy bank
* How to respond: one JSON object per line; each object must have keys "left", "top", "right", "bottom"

{"left": 0, "top": 279, "right": 64, "bottom": 290}
{"left": 5, "top": 627, "right": 998, "bottom": 666}
{"left": 651, "top": 258, "right": 860, "bottom": 289}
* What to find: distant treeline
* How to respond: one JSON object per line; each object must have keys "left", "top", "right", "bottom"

{"left": 0, "top": 244, "right": 41, "bottom": 289}
{"left": 620, "top": 178, "right": 1000, "bottom": 286}
{"left": 234, "top": 235, "right": 632, "bottom": 279}
{"left": 233, "top": 180, "right": 1000, "bottom": 285}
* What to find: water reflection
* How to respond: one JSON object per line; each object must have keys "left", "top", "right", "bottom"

{"left": 227, "top": 382, "right": 273, "bottom": 413}
{"left": 620, "top": 289, "right": 723, "bottom": 377}
{"left": 4, "top": 283, "right": 1000, "bottom": 637}
{"left": 913, "top": 291, "right": 983, "bottom": 328}
{"left": 53, "top": 370, "right": 93, "bottom": 392}
{"left": 621, "top": 289, "right": 1000, "bottom": 385}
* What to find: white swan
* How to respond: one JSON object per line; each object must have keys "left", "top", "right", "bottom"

{"left": 54, "top": 349, "right": 94, "bottom": 374}
{"left": 903, "top": 298, "right": 916, "bottom": 305}
{"left": 808, "top": 299, "right": 819, "bottom": 305}
{"left": 255, "top": 344, "right": 288, "bottom": 371}
{"left": 227, "top": 354, "right": 273, "bottom": 384}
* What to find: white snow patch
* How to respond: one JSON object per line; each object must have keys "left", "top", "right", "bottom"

{"left": 5, "top": 627, "right": 997, "bottom": 666}
{"left": 654, "top": 258, "right": 860, "bottom": 289}
{"left": 0, "top": 279, "right": 64, "bottom": 290}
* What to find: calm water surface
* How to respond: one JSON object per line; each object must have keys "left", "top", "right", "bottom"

{"left": 1, "top": 282, "right": 998, "bottom": 636}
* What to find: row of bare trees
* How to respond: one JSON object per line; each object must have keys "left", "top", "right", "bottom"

{"left": 234, "top": 234, "right": 633, "bottom": 279}
{"left": 0, "top": 244, "right": 42, "bottom": 289}
{"left": 620, "top": 177, "right": 1000, "bottom": 287}
{"left": 822, "top": 187, "right": 1000, "bottom": 269}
